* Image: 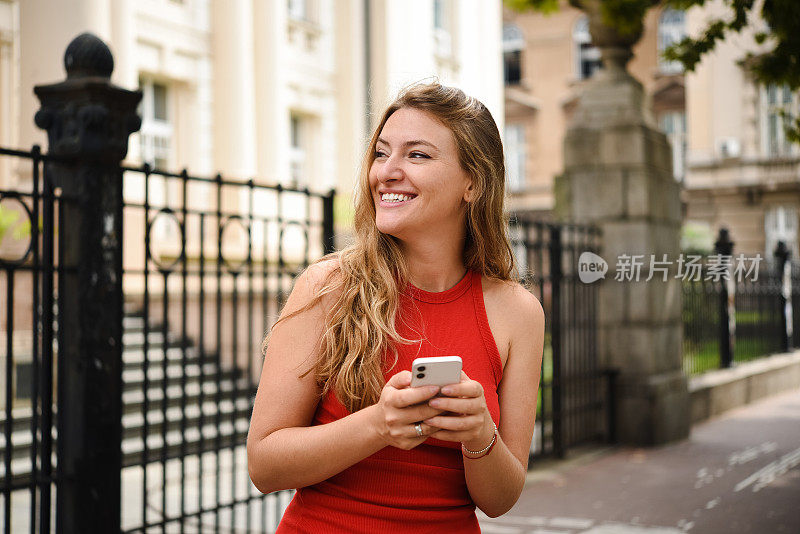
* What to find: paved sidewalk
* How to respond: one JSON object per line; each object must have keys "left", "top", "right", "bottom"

{"left": 480, "top": 388, "right": 800, "bottom": 534}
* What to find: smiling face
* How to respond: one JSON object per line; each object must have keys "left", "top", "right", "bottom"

{"left": 369, "top": 107, "right": 474, "bottom": 242}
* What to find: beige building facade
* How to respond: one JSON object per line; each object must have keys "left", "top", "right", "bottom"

{"left": 502, "top": 1, "right": 687, "bottom": 217}
{"left": 2, "top": 0, "right": 503, "bottom": 250}
{"left": 3, "top": 0, "right": 502, "bottom": 200}
{"left": 503, "top": 0, "right": 797, "bottom": 262}
{"left": 0, "top": 0, "right": 504, "bottom": 266}
{"left": 682, "top": 0, "right": 798, "bottom": 261}
{"left": 0, "top": 0, "right": 503, "bottom": 408}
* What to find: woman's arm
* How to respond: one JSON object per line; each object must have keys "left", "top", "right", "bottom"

{"left": 423, "top": 284, "right": 545, "bottom": 517}
{"left": 247, "top": 261, "right": 442, "bottom": 494}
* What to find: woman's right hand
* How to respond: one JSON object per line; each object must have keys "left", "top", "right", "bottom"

{"left": 370, "top": 371, "right": 444, "bottom": 450}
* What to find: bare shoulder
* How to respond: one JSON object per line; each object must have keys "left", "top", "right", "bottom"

{"left": 509, "top": 281, "right": 544, "bottom": 327}
{"left": 480, "top": 275, "right": 545, "bottom": 370}
{"left": 298, "top": 256, "right": 341, "bottom": 290}
{"left": 481, "top": 276, "right": 544, "bottom": 327}
{"left": 280, "top": 256, "right": 342, "bottom": 318}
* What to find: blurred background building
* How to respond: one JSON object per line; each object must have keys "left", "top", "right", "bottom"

{"left": 503, "top": 0, "right": 795, "bottom": 261}
{"left": 2, "top": 0, "right": 502, "bottom": 230}
{"left": 1, "top": 0, "right": 796, "bottom": 261}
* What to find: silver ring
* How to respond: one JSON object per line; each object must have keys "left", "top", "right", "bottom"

{"left": 414, "top": 422, "right": 424, "bottom": 437}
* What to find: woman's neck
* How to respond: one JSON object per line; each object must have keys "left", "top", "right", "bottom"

{"left": 399, "top": 235, "right": 468, "bottom": 293}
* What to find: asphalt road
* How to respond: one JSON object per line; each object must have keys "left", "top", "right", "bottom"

{"left": 479, "top": 388, "right": 800, "bottom": 534}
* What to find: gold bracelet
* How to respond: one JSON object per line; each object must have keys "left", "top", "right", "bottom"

{"left": 461, "top": 422, "right": 497, "bottom": 458}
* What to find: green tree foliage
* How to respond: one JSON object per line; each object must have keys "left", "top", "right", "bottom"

{"left": 507, "top": 0, "right": 655, "bottom": 36}
{"left": 507, "top": 0, "right": 800, "bottom": 141}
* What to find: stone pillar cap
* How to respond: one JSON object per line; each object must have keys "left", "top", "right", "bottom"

{"left": 64, "top": 32, "right": 114, "bottom": 79}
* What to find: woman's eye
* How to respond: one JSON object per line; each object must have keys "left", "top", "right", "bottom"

{"left": 374, "top": 150, "right": 428, "bottom": 159}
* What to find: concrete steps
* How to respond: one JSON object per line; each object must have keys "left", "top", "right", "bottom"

{"left": 1, "top": 310, "right": 257, "bottom": 489}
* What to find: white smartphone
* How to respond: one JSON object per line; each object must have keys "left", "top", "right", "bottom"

{"left": 410, "top": 356, "right": 462, "bottom": 388}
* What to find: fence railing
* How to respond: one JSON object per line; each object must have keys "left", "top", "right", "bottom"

{"left": 118, "top": 162, "right": 333, "bottom": 533}
{"left": 0, "top": 32, "right": 335, "bottom": 534}
{"left": 509, "top": 215, "right": 615, "bottom": 459}
{"left": 682, "top": 227, "right": 796, "bottom": 376}
{"left": 0, "top": 144, "right": 61, "bottom": 534}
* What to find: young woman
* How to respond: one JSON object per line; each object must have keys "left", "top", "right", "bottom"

{"left": 247, "top": 83, "right": 545, "bottom": 533}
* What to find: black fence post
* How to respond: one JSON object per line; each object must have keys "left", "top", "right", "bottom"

{"left": 606, "top": 368, "right": 618, "bottom": 444}
{"left": 548, "top": 225, "right": 563, "bottom": 458}
{"left": 33, "top": 33, "right": 141, "bottom": 534}
{"left": 715, "top": 228, "right": 735, "bottom": 368}
{"left": 775, "top": 241, "right": 792, "bottom": 352}
{"left": 322, "top": 189, "right": 335, "bottom": 255}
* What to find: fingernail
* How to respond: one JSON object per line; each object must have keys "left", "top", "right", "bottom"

{"left": 428, "top": 386, "right": 440, "bottom": 394}
{"left": 429, "top": 398, "right": 441, "bottom": 407}
{"left": 441, "top": 386, "right": 453, "bottom": 395}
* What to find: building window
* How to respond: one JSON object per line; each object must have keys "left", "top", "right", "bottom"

{"left": 658, "top": 8, "right": 686, "bottom": 74}
{"left": 762, "top": 84, "right": 796, "bottom": 157}
{"left": 765, "top": 205, "right": 798, "bottom": 260}
{"left": 503, "top": 24, "right": 524, "bottom": 86}
{"left": 286, "top": 0, "right": 319, "bottom": 24}
{"left": 139, "top": 77, "right": 176, "bottom": 244}
{"left": 290, "top": 113, "right": 307, "bottom": 187}
{"left": 659, "top": 111, "right": 686, "bottom": 182}
{"left": 504, "top": 123, "right": 526, "bottom": 193}
{"left": 434, "top": 0, "right": 445, "bottom": 29}
{"left": 433, "top": 0, "right": 452, "bottom": 57}
{"left": 288, "top": 0, "right": 305, "bottom": 20}
{"left": 573, "top": 16, "right": 602, "bottom": 80}
{"left": 139, "top": 77, "right": 172, "bottom": 170}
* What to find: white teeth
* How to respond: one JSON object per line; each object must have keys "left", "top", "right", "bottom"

{"left": 381, "top": 193, "right": 413, "bottom": 203}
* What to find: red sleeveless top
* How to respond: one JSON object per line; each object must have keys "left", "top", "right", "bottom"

{"left": 275, "top": 269, "right": 503, "bottom": 533}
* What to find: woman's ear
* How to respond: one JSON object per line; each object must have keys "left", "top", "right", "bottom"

{"left": 463, "top": 180, "right": 476, "bottom": 203}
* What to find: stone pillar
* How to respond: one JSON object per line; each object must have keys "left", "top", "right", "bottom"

{"left": 253, "top": 0, "right": 289, "bottom": 183}
{"left": 555, "top": 0, "right": 690, "bottom": 445}
{"left": 212, "top": 0, "right": 257, "bottom": 178}
{"left": 34, "top": 33, "right": 141, "bottom": 532}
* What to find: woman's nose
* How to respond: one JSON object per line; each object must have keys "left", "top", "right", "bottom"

{"left": 376, "top": 154, "right": 404, "bottom": 183}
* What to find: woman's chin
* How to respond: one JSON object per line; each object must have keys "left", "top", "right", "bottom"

{"left": 375, "top": 220, "right": 408, "bottom": 240}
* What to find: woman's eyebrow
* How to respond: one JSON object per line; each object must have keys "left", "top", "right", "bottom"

{"left": 376, "top": 137, "right": 438, "bottom": 151}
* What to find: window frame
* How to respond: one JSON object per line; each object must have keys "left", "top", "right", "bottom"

{"left": 503, "top": 23, "right": 524, "bottom": 86}
{"left": 289, "top": 112, "right": 308, "bottom": 188}
{"left": 657, "top": 8, "right": 687, "bottom": 75}
{"left": 432, "top": 0, "right": 453, "bottom": 57}
{"left": 138, "top": 77, "right": 173, "bottom": 171}
{"left": 760, "top": 83, "right": 797, "bottom": 158}
{"left": 504, "top": 123, "right": 527, "bottom": 194}
{"left": 573, "top": 16, "right": 602, "bottom": 81}
{"left": 765, "top": 204, "right": 798, "bottom": 260}
{"left": 658, "top": 110, "right": 687, "bottom": 182}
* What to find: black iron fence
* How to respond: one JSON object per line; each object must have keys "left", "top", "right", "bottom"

{"left": 508, "top": 215, "right": 615, "bottom": 460}
{"left": 0, "top": 33, "right": 334, "bottom": 534}
{"left": 1, "top": 150, "right": 334, "bottom": 534}
{"left": 682, "top": 227, "right": 796, "bottom": 376}
{"left": 118, "top": 163, "right": 333, "bottom": 533}
{"left": 0, "top": 145, "right": 61, "bottom": 534}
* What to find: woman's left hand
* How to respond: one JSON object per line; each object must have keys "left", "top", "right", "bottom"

{"left": 423, "top": 371, "right": 495, "bottom": 451}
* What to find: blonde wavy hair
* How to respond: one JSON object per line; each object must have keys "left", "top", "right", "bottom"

{"left": 264, "top": 82, "right": 518, "bottom": 413}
